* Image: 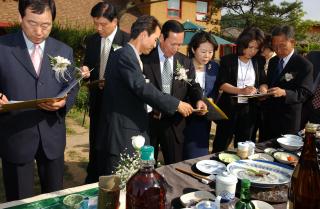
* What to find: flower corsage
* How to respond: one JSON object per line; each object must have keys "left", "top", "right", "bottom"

{"left": 175, "top": 61, "right": 192, "bottom": 85}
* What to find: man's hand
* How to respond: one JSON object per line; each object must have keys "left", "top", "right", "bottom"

{"left": 38, "top": 97, "right": 66, "bottom": 111}
{"left": 195, "top": 100, "right": 208, "bottom": 116}
{"left": 239, "top": 86, "right": 257, "bottom": 95}
{"left": 177, "top": 101, "right": 193, "bottom": 117}
{"left": 267, "top": 87, "right": 286, "bottom": 97}
{"left": 80, "top": 66, "right": 91, "bottom": 78}
{"left": 0, "top": 93, "right": 8, "bottom": 105}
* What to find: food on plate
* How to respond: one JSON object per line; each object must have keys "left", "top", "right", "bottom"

{"left": 247, "top": 168, "right": 270, "bottom": 177}
{"left": 218, "top": 153, "right": 240, "bottom": 163}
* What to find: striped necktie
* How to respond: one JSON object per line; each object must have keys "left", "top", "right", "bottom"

{"left": 31, "top": 44, "right": 42, "bottom": 75}
{"left": 99, "top": 38, "right": 111, "bottom": 79}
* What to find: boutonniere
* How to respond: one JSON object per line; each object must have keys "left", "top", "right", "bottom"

{"left": 48, "top": 55, "right": 72, "bottom": 82}
{"left": 281, "top": 72, "right": 295, "bottom": 82}
{"left": 175, "top": 61, "right": 192, "bottom": 85}
{"left": 207, "top": 63, "right": 212, "bottom": 70}
{"left": 112, "top": 44, "right": 122, "bottom": 51}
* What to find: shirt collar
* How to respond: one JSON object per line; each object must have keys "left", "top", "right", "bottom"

{"left": 281, "top": 49, "right": 294, "bottom": 68}
{"left": 158, "top": 45, "right": 173, "bottom": 61}
{"left": 22, "top": 31, "right": 45, "bottom": 51}
{"left": 105, "top": 26, "right": 118, "bottom": 43}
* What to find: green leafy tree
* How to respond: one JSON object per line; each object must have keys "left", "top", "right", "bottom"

{"left": 215, "top": 0, "right": 308, "bottom": 40}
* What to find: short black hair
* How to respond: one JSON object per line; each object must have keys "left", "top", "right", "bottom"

{"left": 262, "top": 34, "right": 273, "bottom": 51}
{"left": 236, "top": 26, "right": 265, "bottom": 56}
{"left": 130, "top": 15, "right": 161, "bottom": 39}
{"left": 90, "top": 2, "right": 117, "bottom": 22}
{"left": 187, "top": 31, "right": 218, "bottom": 58}
{"left": 19, "top": 0, "right": 56, "bottom": 21}
{"left": 271, "top": 25, "right": 295, "bottom": 40}
{"left": 161, "top": 20, "right": 184, "bottom": 40}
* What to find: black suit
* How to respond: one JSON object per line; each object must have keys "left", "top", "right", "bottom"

{"left": 212, "top": 54, "right": 266, "bottom": 152}
{"left": 83, "top": 29, "right": 129, "bottom": 183}
{"left": 0, "top": 31, "right": 78, "bottom": 200}
{"left": 98, "top": 44, "right": 180, "bottom": 174}
{"left": 141, "top": 47, "right": 202, "bottom": 164}
{"left": 262, "top": 52, "right": 313, "bottom": 139}
{"left": 301, "top": 51, "right": 320, "bottom": 127}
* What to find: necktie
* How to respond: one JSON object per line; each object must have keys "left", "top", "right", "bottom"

{"left": 99, "top": 38, "right": 111, "bottom": 79}
{"left": 277, "top": 58, "right": 284, "bottom": 76}
{"left": 162, "top": 57, "right": 172, "bottom": 94}
{"left": 312, "top": 85, "right": 320, "bottom": 109}
{"left": 31, "top": 44, "right": 41, "bottom": 75}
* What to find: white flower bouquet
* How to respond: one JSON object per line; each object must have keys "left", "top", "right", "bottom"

{"left": 114, "top": 135, "right": 145, "bottom": 189}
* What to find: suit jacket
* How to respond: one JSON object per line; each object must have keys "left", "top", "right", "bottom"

{"left": 100, "top": 44, "right": 180, "bottom": 156}
{"left": 141, "top": 48, "right": 203, "bottom": 143}
{"left": 215, "top": 54, "right": 267, "bottom": 117}
{"left": 0, "top": 30, "right": 78, "bottom": 164}
{"left": 83, "top": 29, "right": 130, "bottom": 115}
{"left": 263, "top": 52, "right": 313, "bottom": 137}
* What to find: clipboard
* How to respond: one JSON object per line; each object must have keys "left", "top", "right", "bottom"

{"left": 0, "top": 70, "right": 88, "bottom": 112}
{"left": 203, "top": 97, "right": 228, "bottom": 121}
{"left": 231, "top": 92, "right": 273, "bottom": 99}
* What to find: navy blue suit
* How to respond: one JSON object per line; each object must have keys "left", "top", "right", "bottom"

{"left": 97, "top": 44, "right": 180, "bottom": 174}
{"left": 183, "top": 61, "right": 219, "bottom": 160}
{"left": 0, "top": 30, "right": 78, "bottom": 200}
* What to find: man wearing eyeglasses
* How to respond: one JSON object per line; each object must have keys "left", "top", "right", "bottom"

{"left": 0, "top": 0, "right": 81, "bottom": 201}
{"left": 262, "top": 25, "right": 313, "bottom": 140}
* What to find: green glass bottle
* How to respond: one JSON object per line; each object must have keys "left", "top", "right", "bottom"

{"left": 235, "top": 179, "right": 255, "bottom": 209}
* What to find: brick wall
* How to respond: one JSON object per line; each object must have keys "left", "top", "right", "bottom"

{"left": 0, "top": 0, "right": 138, "bottom": 30}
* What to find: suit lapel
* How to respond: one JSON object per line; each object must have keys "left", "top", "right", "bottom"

{"left": 11, "top": 31, "right": 38, "bottom": 78}
{"left": 149, "top": 49, "right": 162, "bottom": 89}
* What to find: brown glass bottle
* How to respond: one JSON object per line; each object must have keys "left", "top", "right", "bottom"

{"left": 126, "top": 146, "right": 166, "bottom": 209}
{"left": 287, "top": 123, "right": 320, "bottom": 209}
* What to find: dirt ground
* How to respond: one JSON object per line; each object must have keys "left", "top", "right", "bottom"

{"left": 0, "top": 117, "right": 217, "bottom": 203}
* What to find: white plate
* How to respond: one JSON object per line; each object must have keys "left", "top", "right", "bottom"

{"left": 248, "top": 153, "right": 274, "bottom": 162}
{"left": 196, "top": 160, "right": 227, "bottom": 175}
{"left": 180, "top": 191, "right": 215, "bottom": 207}
{"left": 252, "top": 200, "right": 274, "bottom": 209}
{"left": 282, "top": 134, "right": 303, "bottom": 141}
{"left": 273, "top": 151, "right": 299, "bottom": 165}
{"left": 227, "top": 160, "right": 293, "bottom": 188}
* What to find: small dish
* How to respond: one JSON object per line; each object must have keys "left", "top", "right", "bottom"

{"left": 196, "top": 200, "right": 218, "bottom": 209}
{"left": 248, "top": 153, "right": 274, "bottom": 162}
{"left": 196, "top": 160, "right": 227, "bottom": 175}
{"left": 180, "top": 191, "right": 215, "bottom": 207}
{"left": 273, "top": 151, "right": 299, "bottom": 165}
{"left": 218, "top": 153, "right": 240, "bottom": 164}
{"left": 264, "top": 148, "right": 277, "bottom": 155}
{"left": 252, "top": 200, "right": 274, "bottom": 209}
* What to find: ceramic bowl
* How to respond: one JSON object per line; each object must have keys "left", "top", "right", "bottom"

{"left": 277, "top": 137, "right": 303, "bottom": 151}
{"left": 282, "top": 134, "right": 303, "bottom": 141}
{"left": 180, "top": 191, "right": 215, "bottom": 207}
{"left": 273, "top": 151, "right": 299, "bottom": 165}
{"left": 252, "top": 200, "right": 274, "bottom": 209}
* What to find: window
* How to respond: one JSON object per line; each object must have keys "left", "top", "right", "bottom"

{"left": 196, "top": 1, "right": 208, "bottom": 21}
{"left": 168, "top": 0, "right": 181, "bottom": 18}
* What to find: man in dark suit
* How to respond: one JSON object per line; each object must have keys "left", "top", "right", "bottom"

{"left": 301, "top": 51, "right": 320, "bottom": 127}
{"left": 98, "top": 15, "right": 194, "bottom": 174}
{"left": 82, "top": 1, "right": 129, "bottom": 184}
{"left": 262, "top": 25, "right": 313, "bottom": 140}
{"left": 0, "top": 0, "right": 79, "bottom": 201}
{"left": 141, "top": 20, "right": 206, "bottom": 165}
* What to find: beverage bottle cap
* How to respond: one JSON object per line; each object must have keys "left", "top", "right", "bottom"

{"left": 140, "top": 145, "right": 155, "bottom": 161}
{"left": 241, "top": 179, "right": 251, "bottom": 188}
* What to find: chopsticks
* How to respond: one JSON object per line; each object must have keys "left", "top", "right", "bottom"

{"left": 175, "top": 167, "right": 213, "bottom": 182}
